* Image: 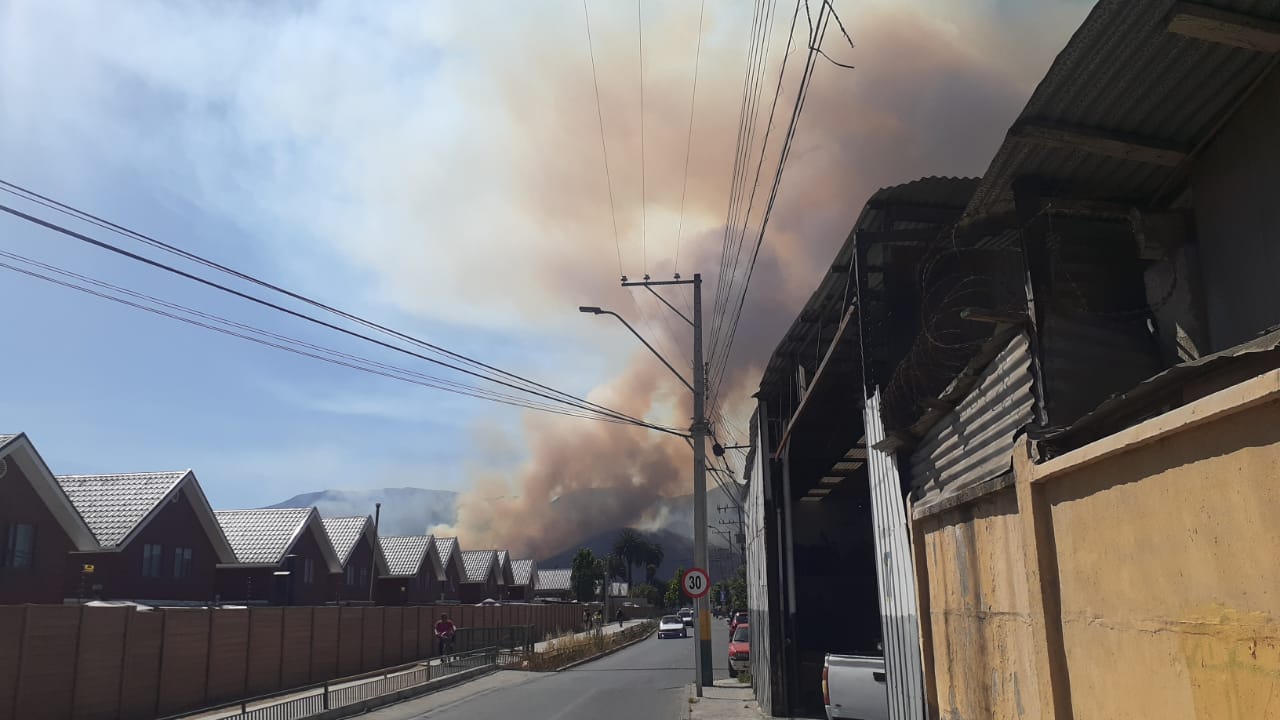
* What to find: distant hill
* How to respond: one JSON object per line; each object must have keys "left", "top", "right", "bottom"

{"left": 268, "top": 487, "right": 458, "bottom": 536}
{"left": 538, "top": 527, "right": 697, "bottom": 585}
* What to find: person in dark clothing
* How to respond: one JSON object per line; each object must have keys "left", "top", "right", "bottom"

{"left": 615, "top": 608, "right": 625, "bottom": 628}
{"left": 434, "top": 613, "right": 456, "bottom": 657}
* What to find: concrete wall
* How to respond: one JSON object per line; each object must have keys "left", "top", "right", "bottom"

{"left": 916, "top": 369, "right": 1280, "bottom": 720}
{"left": 1191, "top": 66, "right": 1280, "bottom": 352}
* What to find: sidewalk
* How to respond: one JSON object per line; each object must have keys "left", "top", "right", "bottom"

{"left": 533, "top": 618, "right": 647, "bottom": 651}
{"left": 685, "top": 678, "right": 763, "bottom": 720}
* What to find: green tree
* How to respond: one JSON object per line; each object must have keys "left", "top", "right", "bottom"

{"left": 628, "top": 582, "right": 662, "bottom": 606}
{"left": 570, "top": 548, "right": 603, "bottom": 602}
{"left": 728, "top": 565, "right": 748, "bottom": 610}
{"left": 643, "top": 540, "right": 664, "bottom": 581}
{"left": 612, "top": 529, "right": 644, "bottom": 585}
{"left": 664, "top": 566, "right": 686, "bottom": 608}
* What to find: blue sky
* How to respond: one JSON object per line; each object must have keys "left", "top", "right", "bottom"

{"left": 0, "top": 0, "right": 1091, "bottom": 542}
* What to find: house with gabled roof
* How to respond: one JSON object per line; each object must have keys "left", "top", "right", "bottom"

{"left": 377, "top": 535, "right": 446, "bottom": 605}
{"left": 320, "top": 515, "right": 388, "bottom": 603}
{"left": 214, "top": 508, "right": 342, "bottom": 605}
{"left": 533, "top": 568, "right": 573, "bottom": 601}
{"left": 55, "top": 469, "right": 236, "bottom": 605}
{"left": 508, "top": 558, "right": 537, "bottom": 601}
{"left": 0, "top": 433, "right": 97, "bottom": 604}
{"left": 433, "top": 536, "right": 463, "bottom": 602}
{"left": 458, "top": 549, "right": 501, "bottom": 604}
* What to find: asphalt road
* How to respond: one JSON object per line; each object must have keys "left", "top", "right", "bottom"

{"left": 364, "top": 619, "right": 734, "bottom": 720}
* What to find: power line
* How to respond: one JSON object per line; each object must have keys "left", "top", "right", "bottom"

{"left": 710, "top": 3, "right": 837, "bottom": 409}
{"left": 0, "top": 250, "right": 638, "bottom": 425}
{"left": 581, "top": 0, "right": 624, "bottom": 279}
{"left": 673, "top": 0, "right": 707, "bottom": 277}
{"left": 0, "top": 196, "right": 687, "bottom": 438}
{"left": 0, "top": 180, "right": 671, "bottom": 432}
{"left": 637, "top": 0, "right": 648, "bottom": 275}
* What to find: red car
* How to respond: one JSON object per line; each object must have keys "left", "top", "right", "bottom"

{"left": 729, "top": 611, "right": 749, "bottom": 635}
{"left": 728, "top": 622, "right": 750, "bottom": 674}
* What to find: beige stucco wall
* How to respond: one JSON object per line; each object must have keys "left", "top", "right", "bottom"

{"left": 916, "top": 370, "right": 1280, "bottom": 720}
{"left": 1046, "top": 398, "right": 1280, "bottom": 720}
{"left": 920, "top": 487, "right": 1042, "bottom": 720}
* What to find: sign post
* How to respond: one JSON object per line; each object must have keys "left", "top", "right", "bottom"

{"left": 682, "top": 567, "right": 711, "bottom": 696}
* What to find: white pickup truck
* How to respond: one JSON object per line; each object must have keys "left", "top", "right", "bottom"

{"left": 822, "top": 653, "right": 889, "bottom": 720}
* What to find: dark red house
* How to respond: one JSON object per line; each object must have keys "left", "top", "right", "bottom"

{"left": 321, "top": 515, "right": 388, "bottom": 603}
{"left": 459, "top": 549, "right": 501, "bottom": 604}
{"left": 214, "top": 508, "right": 341, "bottom": 605}
{"left": 377, "top": 535, "right": 445, "bottom": 605}
{"left": 508, "top": 558, "right": 537, "bottom": 601}
{"left": 56, "top": 469, "right": 236, "bottom": 605}
{"left": 0, "top": 433, "right": 97, "bottom": 604}
{"left": 434, "top": 537, "right": 463, "bottom": 603}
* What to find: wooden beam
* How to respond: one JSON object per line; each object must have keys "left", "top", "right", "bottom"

{"left": 1167, "top": 2, "right": 1280, "bottom": 53}
{"left": 776, "top": 305, "right": 857, "bottom": 454}
{"left": 1011, "top": 120, "right": 1188, "bottom": 167}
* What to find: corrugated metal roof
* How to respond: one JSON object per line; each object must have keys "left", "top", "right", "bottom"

{"left": 511, "top": 558, "right": 536, "bottom": 586}
{"left": 966, "top": 0, "right": 1280, "bottom": 218}
{"left": 380, "top": 535, "right": 432, "bottom": 577}
{"left": 759, "top": 177, "right": 978, "bottom": 401}
{"left": 320, "top": 516, "right": 372, "bottom": 566}
{"left": 56, "top": 472, "right": 187, "bottom": 548}
{"left": 535, "top": 568, "right": 572, "bottom": 592}
{"left": 460, "top": 549, "right": 497, "bottom": 583}
{"left": 909, "top": 334, "right": 1035, "bottom": 510}
{"left": 214, "top": 508, "right": 314, "bottom": 565}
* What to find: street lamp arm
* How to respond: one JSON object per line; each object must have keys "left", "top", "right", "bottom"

{"left": 580, "top": 308, "right": 694, "bottom": 393}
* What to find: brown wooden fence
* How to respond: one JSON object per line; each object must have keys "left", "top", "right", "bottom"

{"left": 0, "top": 603, "right": 580, "bottom": 720}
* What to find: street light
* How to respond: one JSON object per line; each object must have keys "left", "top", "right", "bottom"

{"left": 577, "top": 306, "right": 693, "bottom": 393}
{"left": 579, "top": 273, "right": 713, "bottom": 691}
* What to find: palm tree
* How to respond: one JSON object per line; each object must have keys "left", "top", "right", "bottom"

{"left": 612, "top": 529, "right": 644, "bottom": 585}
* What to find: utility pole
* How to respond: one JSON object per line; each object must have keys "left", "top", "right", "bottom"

{"left": 586, "top": 272, "right": 712, "bottom": 690}
{"left": 368, "top": 502, "right": 381, "bottom": 603}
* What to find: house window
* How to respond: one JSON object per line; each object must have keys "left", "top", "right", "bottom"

{"left": 2, "top": 523, "right": 36, "bottom": 568}
{"left": 358, "top": 567, "right": 368, "bottom": 588}
{"left": 345, "top": 564, "right": 356, "bottom": 586}
{"left": 173, "top": 547, "right": 193, "bottom": 578}
{"left": 302, "top": 558, "right": 315, "bottom": 584}
{"left": 142, "top": 543, "right": 163, "bottom": 578}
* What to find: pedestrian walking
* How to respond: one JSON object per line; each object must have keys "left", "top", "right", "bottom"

{"left": 615, "top": 608, "right": 625, "bottom": 628}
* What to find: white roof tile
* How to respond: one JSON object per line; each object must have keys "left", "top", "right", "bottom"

{"left": 214, "top": 508, "right": 314, "bottom": 565}
{"left": 434, "top": 537, "right": 458, "bottom": 569}
{"left": 511, "top": 559, "right": 536, "bottom": 586}
{"left": 536, "top": 568, "right": 572, "bottom": 592}
{"left": 56, "top": 472, "right": 186, "bottom": 547}
{"left": 380, "top": 535, "right": 432, "bottom": 577}
{"left": 460, "top": 549, "right": 497, "bottom": 583}
{"left": 321, "top": 516, "right": 371, "bottom": 566}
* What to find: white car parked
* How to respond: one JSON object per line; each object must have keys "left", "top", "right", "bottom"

{"left": 658, "top": 615, "right": 688, "bottom": 639}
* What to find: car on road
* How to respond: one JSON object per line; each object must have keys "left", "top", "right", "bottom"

{"left": 677, "top": 607, "right": 694, "bottom": 626}
{"left": 658, "top": 615, "right": 688, "bottom": 639}
{"left": 728, "top": 623, "right": 750, "bottom": 675}
{"left": 730, "top": 611, "right": 749, "bottom": 635}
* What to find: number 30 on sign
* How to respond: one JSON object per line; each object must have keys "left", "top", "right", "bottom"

{"left": 681, "top": 567, "right": 710, "bottom": 599}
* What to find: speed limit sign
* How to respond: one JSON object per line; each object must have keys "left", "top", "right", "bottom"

{"left": 682, "top": 567, "right": 710, "bottom": 599}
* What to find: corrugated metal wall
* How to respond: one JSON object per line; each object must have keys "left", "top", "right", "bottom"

{"left": 909, "top": 333, "right": 1035, "bottom": 509}
{"left": 745, "top": 406, "right": 774, "bottom": 715}
{"left": 865, "top": 389, "right": 926, "bottom": 720}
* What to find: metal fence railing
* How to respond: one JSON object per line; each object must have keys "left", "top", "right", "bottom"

{"left": 453, "top": 624, "right": 535, "bottom": 653}
{"left": 168, "top": 647, "right": 499, "bottom": 720}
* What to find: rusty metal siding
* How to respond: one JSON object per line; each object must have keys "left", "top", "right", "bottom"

{"left": 910, "top": 334, "right": 1035, "bottom": 508}
{"left": 864, "top": 389, "right": 926, "bottom": 720}
{"left": 745, "top": 406, "right": 774, "bottom": 715}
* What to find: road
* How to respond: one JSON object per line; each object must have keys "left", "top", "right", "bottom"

{"left": 364, "top": 619, "right": 734, "bottom": 720}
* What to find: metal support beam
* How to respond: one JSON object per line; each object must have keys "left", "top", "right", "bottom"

{"left": 1011, "top": 120, "right": 1189, "bottom": 167}
{"left": 1167, "top": 2, "right": 1280, "bottom": 53}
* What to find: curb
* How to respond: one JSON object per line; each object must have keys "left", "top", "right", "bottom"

{"left": 555, "top": 625, "right": 657, "bottom": 672}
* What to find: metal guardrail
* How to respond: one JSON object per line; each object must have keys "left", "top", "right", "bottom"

{"left": 171, "top": 647, "right": 499, "bottom": 720}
